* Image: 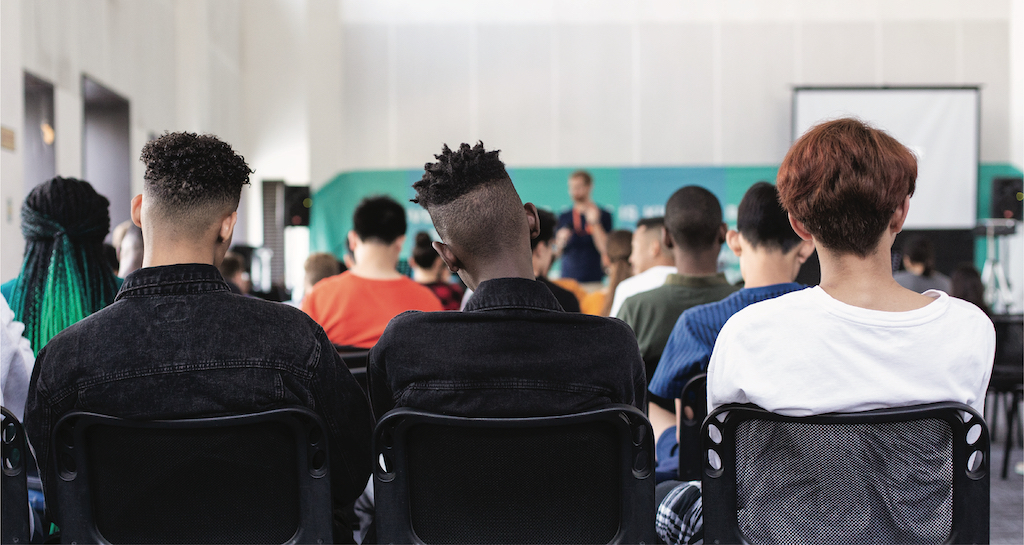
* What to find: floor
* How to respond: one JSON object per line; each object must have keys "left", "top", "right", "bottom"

{"left": 990, "top": 438, "right": 1023, "bottom": 544}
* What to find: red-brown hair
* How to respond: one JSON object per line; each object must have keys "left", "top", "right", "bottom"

{"left": 777, "top": 118, "right": 917, "bottom": 257}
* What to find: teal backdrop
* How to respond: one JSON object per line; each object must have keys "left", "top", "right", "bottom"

{"left": 309, "top": 163, "right": 1022, "bottom": 274}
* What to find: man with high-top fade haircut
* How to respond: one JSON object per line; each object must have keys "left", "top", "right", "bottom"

{"left": 25, "top": 132, "right": 373, "bottom": 542}
{"left": 367, "top": 142, "right": 646, "bottom": 419}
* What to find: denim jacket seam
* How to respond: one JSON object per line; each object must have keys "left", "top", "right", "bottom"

{"left": 469, "top": 304, "right": 563, "bottom": 313}
{"left": 47, "top": 360, "right": 316, "bottom": 403}
{"left": 117, "top": 280, "right": 229, "bottom": 298}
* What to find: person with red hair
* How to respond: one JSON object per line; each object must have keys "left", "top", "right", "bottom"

{"left": 655, "top": 118, "right": 995, "bottom": 545}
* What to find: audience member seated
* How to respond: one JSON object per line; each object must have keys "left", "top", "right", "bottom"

{"left": 410, "top": 231, "right": 465, "bottom": 310}
{"left": 894, "top": 235, "right": 952, "bottom": 293}
{"left": 532, "top": 209, "right": 582, "bottom": 312}
{"left": 616, "top": 186, "right": 738, "bottom": 415}
{"left": 218, "top": 250, "right": 249, "bottom": 294}
{"left": 1, "top": 295, "right": 34, "bottom": 422}
{"left": 2, "top": 177, "right": 120, "bottom": 355}
{"left": 581, "top": 229, "right": 634, "bottom": 316}
{"left": 951, "top": 263, "right": 990, "bottom": 315}
{"left": 647, "top": 181, "right": 814, "bottom": 476}
{"left": 608, "top": 217, "right": 676, "bottom": 317}
{"left": 300, "top": 251, "right": 342, "bottom": 303}
{"left": 369, "top": 141, "right": 646, "bottom": 418}
{"left": 302, "top": 196, "right": 443, "bottom": 348}
{"left": 24, "top": 132, "right": 373, "bottom": 542}
{"left": 655, "top": 118, "right": 995, "bottom": 545}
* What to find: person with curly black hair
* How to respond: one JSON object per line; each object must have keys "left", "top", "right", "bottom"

{"left": 26, "top": 132, "right": 373, "bottom": 541}
{"left": 368, "top": 140, "right": 646, "bottom": 418}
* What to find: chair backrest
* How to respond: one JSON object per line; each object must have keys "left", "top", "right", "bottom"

{"left": 2, "top": 407, "right": 31, "bottom": 544}
{"left": 702, "top": 402, "right": 989, "bottom": 545}
{"left": 677, "top": 373, "right": 708, "bottom": 481}
{"left": 373, "top": 404, "right": 656, "bottom": 544}
{"left": 991, "top": 314, "right": 1023, "bottom": 389}
{"left": 334, "top": 345, "right": 370, "bottom": 369}
{"left": 51, "top": 407, "right": 333, "bottom": 544}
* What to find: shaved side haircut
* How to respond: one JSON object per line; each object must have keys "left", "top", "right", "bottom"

{"left": 140, "top": 132, "right": 252, "bottom": 237}
{"left": 412, "top": 142, "right": 526, "bottom": 259}
{"left": 664, "top": 186, "right": 723, "bottom": 252}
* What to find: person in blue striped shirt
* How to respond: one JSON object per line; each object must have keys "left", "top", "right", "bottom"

{"left": 648, "top": 181, "right": 815, "bottom": 476}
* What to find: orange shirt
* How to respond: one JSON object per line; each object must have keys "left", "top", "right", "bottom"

{"left": 302, "top": 271, "right": 444, "bottom": 349}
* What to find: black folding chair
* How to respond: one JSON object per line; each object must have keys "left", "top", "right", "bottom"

{"left": 677, "top": 373, "right": 708, "bottom": 481}
{"left": 702, "top": 402, "right": 990, "bottom": 545}
{"left": 51, "top": 407, "right": 333, "bottom": 544}
{"left": 2, "top": 407, "right": 31, "bottom": 544}
{"left": 373, "top": 404, "right": 656, "bottom": 544}
{"left": 334, "top": 345, "right": 370, "bottom": 369}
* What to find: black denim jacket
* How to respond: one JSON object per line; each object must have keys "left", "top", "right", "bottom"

{"left": 24, "top": 264, "right": 373, "bottom": 522}
{"left": 368, "top": 277, "right": 647, "bottom": 419}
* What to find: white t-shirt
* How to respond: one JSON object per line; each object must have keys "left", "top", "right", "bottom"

{"left": 708, "top": 286, "right": 994, "bottom": 416}
{"left": 2, "top": 295, "right": 35, "bottom": 422}
{"left": 609, "top": 265, "right": 677, "bottom": 318}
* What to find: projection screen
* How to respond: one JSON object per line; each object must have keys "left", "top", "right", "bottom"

{"left": 793, "top": 87, "right": 979, "bottom": 229}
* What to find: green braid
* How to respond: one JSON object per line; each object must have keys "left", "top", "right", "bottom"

{"left": 10, "top": 178, "right": 118, "bottom": 354}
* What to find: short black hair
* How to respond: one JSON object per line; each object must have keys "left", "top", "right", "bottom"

{"left": 413, "top": 142, "right": 524, "bottom": 259}
{"left": 664, "top": 186, "right": 724, "bottom": 251}
{"left": 353, "top": 195, "right": 406, "bottom": 244}
{"left": 737, "top": 182, "right": 802, "bottom": 252}
{"left": 531, "top": 209, "right": 557, "bottom": 250}
{"left": 141, "top": 132, "right": 252, "bottom": 219}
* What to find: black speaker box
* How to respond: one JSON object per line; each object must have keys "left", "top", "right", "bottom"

{"left": 991, "top": 176, "right": 1023, "bottom": 220}
{"left": 284, "top": 186, "right": 311, "bottom": 227}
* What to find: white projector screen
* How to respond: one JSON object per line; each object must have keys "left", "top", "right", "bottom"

{"left": 793, "top": 87, "right": 979, "bottom": 229}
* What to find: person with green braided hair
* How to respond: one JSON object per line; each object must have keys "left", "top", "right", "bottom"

{"left": 1, "top": 177, "right": 120, "bottom": 354}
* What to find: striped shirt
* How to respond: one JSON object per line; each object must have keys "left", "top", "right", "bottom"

{"left": 649, "top": 283, "right": 806, "bottom": 400}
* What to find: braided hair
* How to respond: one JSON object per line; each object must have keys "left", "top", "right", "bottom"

{"left": 9, "top": 177, "right": 119, "bottom": 353}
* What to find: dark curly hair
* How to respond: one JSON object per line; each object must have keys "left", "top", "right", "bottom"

{"left": 140, "top": 132, "right": 252, "bottom": 213}
{"left": 412, "top": 142, "right": 525, "bottom": 259}
{"left": 412, "top": 142, "right": 509, "bottom": 208}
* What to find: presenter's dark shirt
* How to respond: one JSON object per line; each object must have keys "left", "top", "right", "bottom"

{"left": 556, "top": 208, "right": 613, "bottom": 283}
{"left": 368, "top": 277, "right": 646, "bottom": 419}
{"left": 25, "top": 263, "right": 374, "bottom": 527}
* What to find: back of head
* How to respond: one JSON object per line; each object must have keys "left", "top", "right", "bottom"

{"left": 531, "top": 209, "right": 557, "bottom": 250}
{"left": 353, "top": 196, "right": 406, "bottom": 244}
{"left": 140, "top": 132, "right": 252, "bottom": 238}
{"left": 412, "top": 142, "right": 525, "bottom": 260}
{"left": 737, "top": 182, "right": 803, "bottom": 253}
{"left": 902, "top": 235, "right": 935, "bottom": 275}
{"left": 304, "top": 252, "right": 341, "bottom": 288}
{"left": 219, "top": 251, "right": 246, "bottom": 281}
{"left": 777, "top": 118, "right": 917, "bottom": 257}
{"left": 950, "top": 263, "right": 988, "bottom": 314}
{"left": 606, "top": 230, "right": 633, "bottom": 264}
{"left": 412, "top": 231, "right": 440, "bottom": 269}
{"left": 11, "top": 177, "right": 119, "bottom": 353}
{"left": 664, "top": 186, "right": 724, "bottom": 252}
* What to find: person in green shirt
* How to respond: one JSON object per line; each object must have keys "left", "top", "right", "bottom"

{"left": 616, "top": 185, "right": 738, "bottom": 427}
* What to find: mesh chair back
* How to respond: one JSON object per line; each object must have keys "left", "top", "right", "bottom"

{"left": 702, "top": 403, "right": 989, "bottom": 545}
{"left": 677, "top": 373, "right": 708, "bottom": 481}
{"left": 374, "top": 404, "right": 656, "bottom": 544}
{"left": 51, "top": 408, "right": 333, "bottom": 544}
{"left": 2, "top": 407, "right": 31, "bottom": 544}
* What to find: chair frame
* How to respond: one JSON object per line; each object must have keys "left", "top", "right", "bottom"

{"left": 677, "top": 373, "right": 708, "bottom": 481}
{"left": 51, "top": 407, "right": 333, "bottom": 545}
{"left": 702, "top": 402, "right": 990, "bottom": 545}
{"left": 373, "top": 404, "right": 656, "bottom": 545}
{"left": 2, "top": 407, "right": 31, "bottom": 544}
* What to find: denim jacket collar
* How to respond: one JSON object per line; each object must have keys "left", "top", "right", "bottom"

{"left": 115, "top": 263, "right": 230, "bottom": 300}
{"left": 464, "top": 277, "right": 563, "bottom": 312}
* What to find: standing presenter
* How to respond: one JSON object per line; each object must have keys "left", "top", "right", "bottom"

{"left": 555, "top": 170, "right": 613, "bottom": 286}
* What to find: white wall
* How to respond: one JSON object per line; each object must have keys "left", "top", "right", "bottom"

{"left": 335, "top": 0, "right": 1015, "bottom": 175}
{"left": 0, "top": 0, "right": 248, "bottom": 283}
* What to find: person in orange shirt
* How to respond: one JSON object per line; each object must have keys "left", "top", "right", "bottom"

{"left": 302, "top": 196, "right": 443, "bottom": 348}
